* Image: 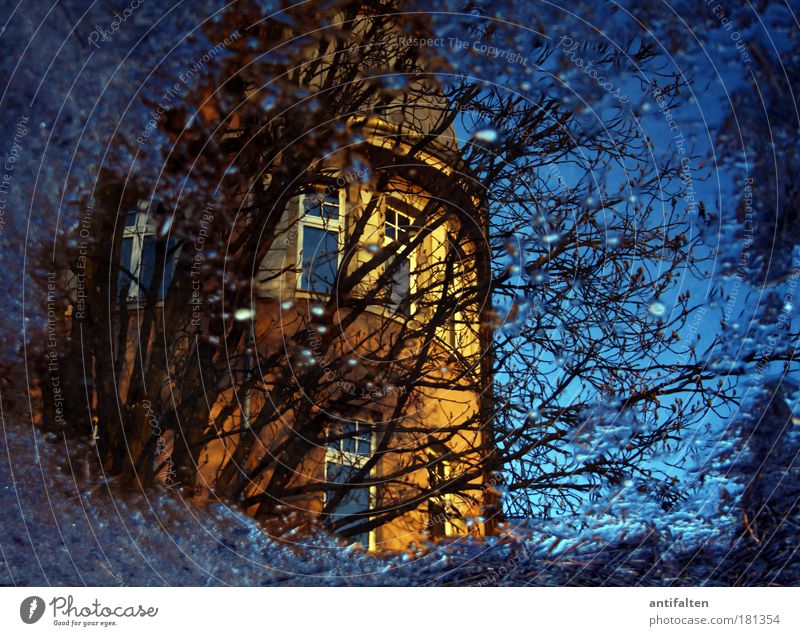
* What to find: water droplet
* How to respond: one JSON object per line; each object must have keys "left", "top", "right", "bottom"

{"left": 234, "top": 308, "right": 255, "bottom": 321}
{"left": 472, "top": 128, "right": 499, "bottom": 143}
{"left": 157, "top": 217, "right": 173, "bottom": 239}
{"left": 648, "top": 301, "right": 667, "bottom": 317}
{"left": 261, "top": 94, "right": 276, "bottom": 111}
{"left": 541, "top": 232, "right": 561, "bottom": 245}
{"left": 527, "top": 268, "right": 550, "bottom": 286}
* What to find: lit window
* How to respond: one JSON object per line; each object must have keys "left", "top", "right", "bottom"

{"left": 298, "top": 191, "right": 342, "bottom": 295}
{"left": 117, "top": 204, "right": 176, "bottom": 301}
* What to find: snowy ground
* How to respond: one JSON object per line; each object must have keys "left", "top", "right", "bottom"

{"left": 0, "top": 418, "right": 764, "bottom": 586}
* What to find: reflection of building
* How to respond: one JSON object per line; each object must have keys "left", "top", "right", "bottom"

{"left": 109, "top": 14, "right": 493, "bottom": 551}
{"left": 183, "top": 86, "right": 492, "bottom": 549}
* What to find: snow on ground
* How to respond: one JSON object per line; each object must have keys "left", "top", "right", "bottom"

{"left": 0, "top": 417, "right": 749, "bottom": 586}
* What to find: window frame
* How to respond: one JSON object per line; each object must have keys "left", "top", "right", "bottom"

{"left": 383, "top": 202, "right": 417, "bottom": 315}
{"left": 118, "top": 202, "right": 176, "bottom": 302}
{"left": 441, "top": 232, "right": 466, "bottom": 352}
{"left": 296, "top": 190, "right": 345, "bottom": 295}
{"left": 323, "top": 420, "right": 377, "bottom": 550}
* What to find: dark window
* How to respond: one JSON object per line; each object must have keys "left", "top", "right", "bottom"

{"left": 385, "top": 207, "right": 413, "bottom": 313}
{"left": 139, "top": 236, "right": 176, "bottom": 299}
{"left": 326, "top": 421, "right": 372, "bottom": 546}
{"left": 118, "top": 208, "right": 176, "bottom": 301}
{"left": 301, "top": 227, "right": 339, "bottom": 293}
{"left": 325, "top": 461, "right": 371, "bottom": 547}
{"left": 386, "top": 254, "right": 411, "bottom": 313}
{"left": 117, "top": 237, "right": 134, "bottom": 297}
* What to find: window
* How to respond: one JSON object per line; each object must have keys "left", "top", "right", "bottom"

{"left": 384, "top": 208, "right": 411, "bottom": 241}
{"left": 446, "top": 319, "right": 458, "bottom": 348}
{"left": 328, "top": 420, "right": 372, "bottom": 456}
{"left": 427, "top": 455, "right": 458, "bottom": 537}
{"left": 301, "top": 227, "right": 339, "bottom": 293}
{"left": 117, "top": 203, "right": 176, "bottom": 301}
{"left": 298, "top": 191, "right": 342, "bottom": 294}
{"left": 444, "top": 309, "right": 464, "bottom": 351}
{"left": 442, "top": 238, "right": 462, "bottom": 350}
{"left": 305, "top": 192, "right": 340, "bottom": 221}
{"left": 324, "top": 420, "right": 374, "bottom": 548}
{"left": 384, "top": 206, "right": 415, "bottom": 314}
